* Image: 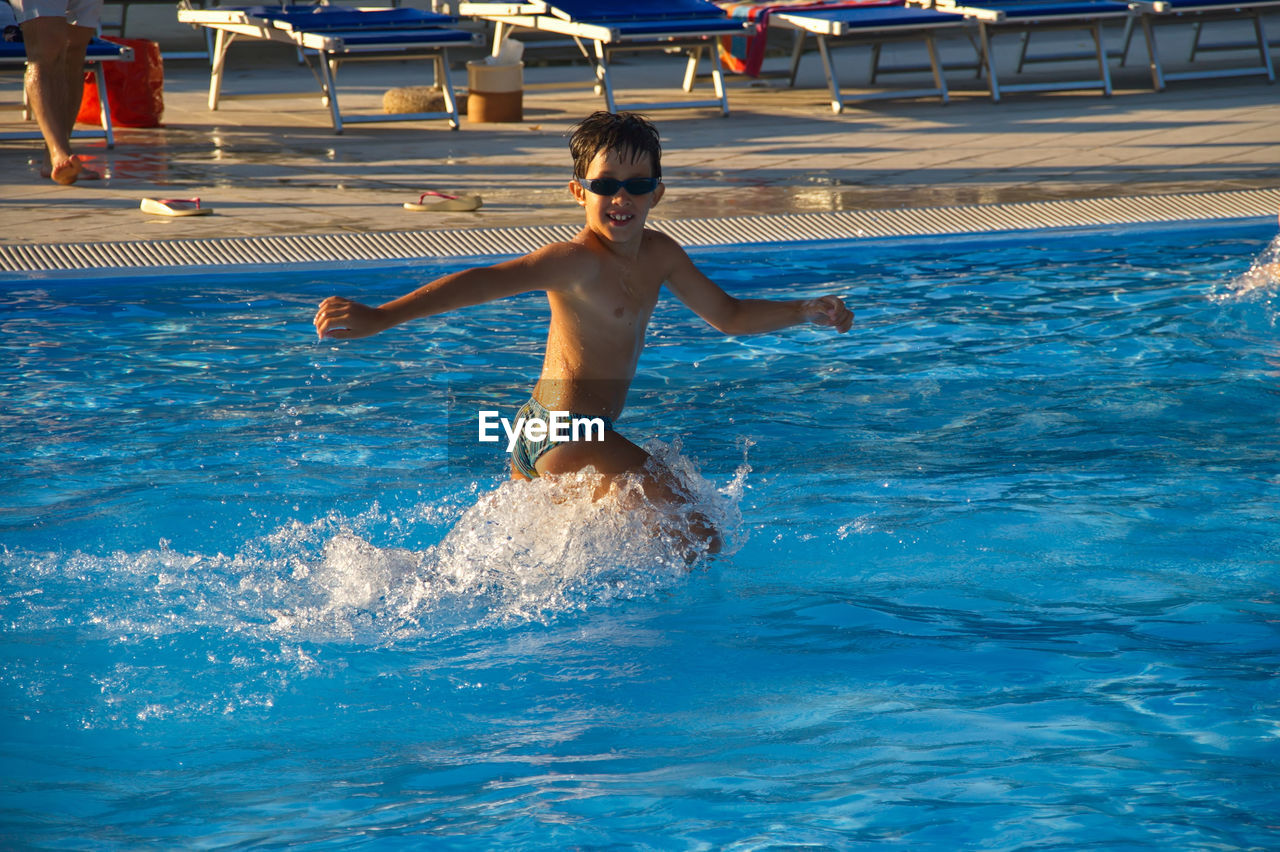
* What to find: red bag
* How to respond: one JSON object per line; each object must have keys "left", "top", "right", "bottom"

{"left": 77, "top": 37, "right": 164, "bottom": 128}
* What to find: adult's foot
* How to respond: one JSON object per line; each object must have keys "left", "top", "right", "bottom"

{"left": 46, "top": 155, "right": 102, "bottom": 184}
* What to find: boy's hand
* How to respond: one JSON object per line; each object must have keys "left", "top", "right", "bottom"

{"left": 804, "top": 295, "right": 854, "bottom": 333}
{"left": 314, "top": 297, "right": 389, "bottom": 340}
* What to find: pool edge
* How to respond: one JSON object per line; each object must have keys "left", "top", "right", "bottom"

{"left": 3, "top": 187, "right": 1279, "bottom": 277}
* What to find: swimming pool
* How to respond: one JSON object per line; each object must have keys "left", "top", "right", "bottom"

{"left": 3, "top": 219, "right": 1279, "bottom": 848}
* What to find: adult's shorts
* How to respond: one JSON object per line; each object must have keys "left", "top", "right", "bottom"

{"left": 9, "top": 0, "right": 102, "bottom": 30}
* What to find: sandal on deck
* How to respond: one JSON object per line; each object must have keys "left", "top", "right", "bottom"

{"left": 141, "top": 197, "right": 212, "bottom": 217}
{"left": 403, "top": 191, "right": 482, "bottom": 212}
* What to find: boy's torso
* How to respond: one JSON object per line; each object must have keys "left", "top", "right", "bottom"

{"left": 534, "top": 228, "right": 674, "bottom": 419}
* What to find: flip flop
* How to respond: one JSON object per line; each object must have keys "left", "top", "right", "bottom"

{"left": 141, "top": 197, "right": 212, "bottom": 217}
{"left": 403, "top": 191, "right": 482, "bottom": 212}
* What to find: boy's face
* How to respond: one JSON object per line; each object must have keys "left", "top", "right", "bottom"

{"left": 569, "top": 147, "right": 664, "bottom": 246}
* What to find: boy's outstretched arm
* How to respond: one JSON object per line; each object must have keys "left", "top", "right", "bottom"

{"left": 662, "top": 239, "right": 853, "bottom": 335}
{"left": 313, "top": 246, "right": 578, "bottom": 340}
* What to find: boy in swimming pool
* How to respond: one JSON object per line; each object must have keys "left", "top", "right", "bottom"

{"left": 313, "top": 111, "right": 852, "bottom": 545}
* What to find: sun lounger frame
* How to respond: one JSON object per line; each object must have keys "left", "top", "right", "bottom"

{"left": 458, "top": 1, "right": 750, "bottom": 115}
{"left": 925, "top": 0, "right": 1132, "bottom": 101}
{"left": 176, "top": 5, "right": 477, "bottom": 133}
{"left": 769, "top": 5, "right": 968, "bottom": 112}
{"left": 1186, "top": 9, "right": 1278, "bottom": 61}
{"left": 1125, "top": 0, "right": 1277, "bottom": 88}
{"left": 0, "top": 38, "right": 134, "bottom": 148}
{"left": 103, "top": 0, "right": 214, "bottom": 60}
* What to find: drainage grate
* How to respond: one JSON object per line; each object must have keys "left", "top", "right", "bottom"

{"left": 2, "top": 188, "right": 1278, "bottom": 276}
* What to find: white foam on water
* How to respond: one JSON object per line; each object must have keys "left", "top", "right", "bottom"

{"left": 7, "top": 440, "right": 747, "bottom": 644}
{"left": 294, "top": 439, "right": 749, "bottom": 636}
{"left": 1, "top": 442, "right": 747, "bottom": 725}
{"left": 1212, "top": 233, "right": 1280, "bottom": 305}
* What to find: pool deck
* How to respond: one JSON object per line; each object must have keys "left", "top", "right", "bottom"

{"left": 1, "top": 20, "right": 1278, "bottom": 266}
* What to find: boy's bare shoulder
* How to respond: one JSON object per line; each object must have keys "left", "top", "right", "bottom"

{"left": 642, "top": 227, "right": 693, "bottom": 271}
{"left": 516, "top": 238, "right": 602, "bottom": 288}
{"left": 642, "top": 226, "right": 682, "bottom": 252}
{"left": 528, "top": 238, "right": 597, "bottom": 263}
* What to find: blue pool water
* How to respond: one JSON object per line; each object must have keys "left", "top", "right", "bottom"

{"left": 3, "top": 220, "right": 1280, "bottom": 849}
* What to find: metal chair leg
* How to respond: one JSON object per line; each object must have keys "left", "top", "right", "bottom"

{"left": 980, "top": 23, "right": 1000, "bottom": 101}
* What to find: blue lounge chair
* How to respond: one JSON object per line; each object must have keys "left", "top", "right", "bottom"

{"left": 458, "top": 0, "right": 751, "bottom": 114}
{"left": 0, "top": 37, "right": 134, "bottom": 147}
{"left": 764, "top": 2, "right": 969, "bottom": 111}
{"left": 925, "top": 0, "right": 1133, "bottom": 101}
{"left": 1125, "top": 0, "right": 1278, "bottom": 88}
{"left": 176, "top": 4, "right": 479, "bottom": 133}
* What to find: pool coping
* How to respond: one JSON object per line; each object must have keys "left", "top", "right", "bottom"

{"left": 3, "top": 187, "right": 1278, "bottom": 277}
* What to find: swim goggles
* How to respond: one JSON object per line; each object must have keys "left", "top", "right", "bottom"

{"left": 576, "top": 176, "right": 661, "bottom": 196}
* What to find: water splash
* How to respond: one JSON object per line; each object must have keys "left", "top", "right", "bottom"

{"left": 1, "top": 442, "right": 745, "bottom": 726}
{"left": 6, "top": 440, "right": 746, "bottom": 643}
{"left": 1212, "top": 232, "right": 1280, "bottom": 305}
{"left": 297, "top": 439, "right": 748, "bottom": 635}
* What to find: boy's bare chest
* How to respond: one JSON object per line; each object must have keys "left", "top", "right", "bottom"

{"left": 603, "top": 271, "right": 661, "bottom": 321}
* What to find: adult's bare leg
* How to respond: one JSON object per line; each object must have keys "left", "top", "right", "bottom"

{"left": 21, "top": 17, "right": 97, "bottom": 184}
{"left": 61, "top": 24, "right": 98, "bottom": 177}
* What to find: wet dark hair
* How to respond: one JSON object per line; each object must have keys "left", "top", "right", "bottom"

{"left": 569, "top": 111, "right": 662, "bottom": 180}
